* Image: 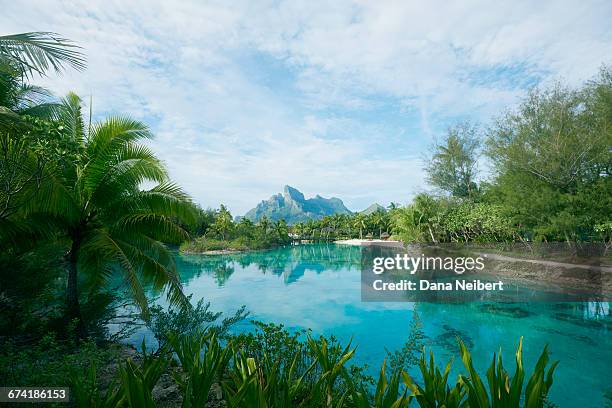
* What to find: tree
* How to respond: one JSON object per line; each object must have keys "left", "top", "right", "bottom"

{"left": 28, "top": 94, "right": 195, "bottom": 336}
{"left": 391, "top": 194, "right": 446, "bottom": 243}
{"left": 352, "top": 213, "right": 366, "bottom": 239}
{"left": 486, "top": 68, "right": 611, "bottom": 241}
{"left": 0, "top": 32, "right": 86, "bottom": 225}
{"left": 330, "top": 214, "right": 344, "bottom": 238}
{"left": 371, "top": 210, "right": 387, "bottom": 238}
{"left": 258, "top": 215, "right": 271, "bottom": 235}
{"left": 1, "top": 32, "right": 85, "bottom": 131}
{"left": 426, "top": 122, "right": 480, "bottom": 198}
{"left": 273, "top": 219, "right": 289, "bottom": 242}
{"left": 213, "top": 205, "right": 233, "bottom": 240}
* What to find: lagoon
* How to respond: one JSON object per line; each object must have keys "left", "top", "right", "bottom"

{"left": 129, "top": 243, "right": 611, "bottom": 407}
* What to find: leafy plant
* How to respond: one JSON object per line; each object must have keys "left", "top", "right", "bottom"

{"left": 404, "top": 349, "right": 465, "bottom": 408}
{"left": 147, "top": 295, "right": 247, "bottom": 350}
{"left": 307, "top": 335, "right": 356, "bottom": 406}
{"left": 169, "top": 331, "right": 231, "bottom": 408}
{"left": 349, "top": 359, "right": 412, "bottom": 408}
{"left": 222, "top": 350, "right": 317, "bottom": 407}
{"left": 459, "top": 337, "right": 559, "bottom": 408}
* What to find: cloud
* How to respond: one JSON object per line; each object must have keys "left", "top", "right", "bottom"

{"left": 2, "top": 0, "right": 610, "bottom": 213}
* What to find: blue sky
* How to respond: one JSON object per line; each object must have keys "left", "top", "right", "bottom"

{"left": 2, "top": 1, "right": 611, "bottom": 214}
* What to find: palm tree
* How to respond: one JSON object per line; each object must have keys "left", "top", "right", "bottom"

{"left": 1, "top": 32, "right": 85, "bottom": 130}
{"left": 329, "top": 214, "right": 342, "bottom": 238}
{"left": 0, "top": 32, "right": 85, "bottom": 243}
{"left": 258, "top": 215, "right": 271, "bottom": 235}
{"left": 214, "top": 204, "right": 233, "bottom": 241}
{"left": 305, "top": 219, "right": 315, "bottom": 239}
{"left": 352, "top": 213, "right": 366, "bottom": 239}
{"left": 29, "top": 94, "right": 194, "bottom": 336}
{"left": 292, "top": 222, "right": 304, "bottom": 239}
{"left": 274, "top": 219, "right": 289, "bottom": 241}
{"left": 371, "top": 210, "right": 386, "bottom": 238}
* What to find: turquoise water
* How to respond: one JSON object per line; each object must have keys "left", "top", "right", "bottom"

{"left": 132, "top": 244, "right": 611, "bottom": 407}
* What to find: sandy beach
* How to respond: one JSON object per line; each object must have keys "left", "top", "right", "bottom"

{"left": 334, "top": 239, "right": 403, "bottom": 247}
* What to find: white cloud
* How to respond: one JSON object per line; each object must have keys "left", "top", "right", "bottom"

{"left": 2, "top": 0, "right": 610, "bottom": 213}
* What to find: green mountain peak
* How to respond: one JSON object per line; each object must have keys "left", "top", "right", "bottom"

{"left": 244, "top": 186, "right": 352, "bottom": 224}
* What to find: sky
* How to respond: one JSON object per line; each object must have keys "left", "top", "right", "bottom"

{"left": 2, "top": 0, "right": 611, "bottom": 214}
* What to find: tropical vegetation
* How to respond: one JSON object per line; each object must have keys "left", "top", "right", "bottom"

{"left": 64, "top": 324, "right": 558, "bottom": 408}
{"left": 293, "top": 69, "right": 611, "bottom": 248}
{"left": 4, "top": 29, "right": 611, "bottom": 406}
{"left": 179, "top": 205, "right": 292, "bottom": 253}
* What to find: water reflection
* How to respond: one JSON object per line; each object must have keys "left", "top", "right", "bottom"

{"left": 162, "top": 244, "right": 610, "bottom": 407}
{"left": 178, "top": 243, "right": 361, "bottom": 285}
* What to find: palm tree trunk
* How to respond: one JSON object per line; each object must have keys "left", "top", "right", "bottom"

{"left": 66, "top": 238, "right": 86, "bottom": 339}
{"left": 428, "top": 225, "right": 437, "bottom": 243}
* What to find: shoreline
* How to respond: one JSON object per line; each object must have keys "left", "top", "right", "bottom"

{"left": 181, "top": 249, "right": 246, "bottom": 255}
{"left": 180, "top": 245, "right": 284, "bottom": 256}
{"left": 334, "top": 239, "right": 404, "bottom": 247}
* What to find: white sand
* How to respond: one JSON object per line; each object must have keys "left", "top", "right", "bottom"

{"left": 334, "top": 239, "right": 403, "bottom": 247}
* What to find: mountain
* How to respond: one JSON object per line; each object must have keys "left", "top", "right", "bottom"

{"left": 243, "top": 185, "right": 352, "bottom": 224}
{"left": 359, "top": 203, "right": 386, "bottom": 214}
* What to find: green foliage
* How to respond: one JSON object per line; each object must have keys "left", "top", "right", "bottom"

{"left": 222, "top": 349, "right": 317, "bottom": 407}
{"left": 405, "top": 349, "right": 465, "bottom": 408}
{"left": 119, "top": 344, "right": 169, "bottom": 408}
{"left": 170, "top": 332, "right": 231, "bottom": 407}
{"left": 71, "top": 342, "right": 169, "bottom": 408}
{"left": 442, "top": 202, "right": 516, "bottom": 243}
{"left": 147, "top": 295, "right": 247, "bottom": 350}
{"left": 390, "top": 194, "right": 446, "bottom": 243}
{"left": 0, "top": 332, "right": 116, "bottom": 388}
{"left": 231, "top": 322, "right": 374, "bottom": 400}
{"left": 387, "top": 66, "right": 611, "bottom": 245}
{"left": 2, "top": 33, "right": 197, "bottom": 338}
{"left": 350, "top": 360, "right": 412, "bottom": 408}
{"left": 0, "top": 32, "right": 85, "bottom": 78}
{"left": 458, "top": 337, "right": 559, "bottom": 408}
{"left": 180, "top": 207, "right": 292, "bottom": 253}
{"left": 292, "top": 210, "right": 393, "bottom": 241}
{"left": 426, "top": 122, "right": 480, "bottom": 199}
{"left": 484, "top": 67, "right": 611, "bottom": 242}
{"left": 64, "top": 326, "right": 559, "bottom": 408}
{"left": 307, "top": 335, "right": 356, "bottom": 405}
{"left": 71, "top": 360, "right": 123, "bottom": 408}
{"left": 390, "top": 194, "right": 516, "bottom": 243}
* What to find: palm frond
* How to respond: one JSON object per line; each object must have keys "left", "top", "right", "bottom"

{"left": 87, "top": 116, "right": 153, "bottom": 157}
{"left": 116, "top": 238, "right": 187, "bottom": 309}
{"left": 103, "top": 182, "right": 196, "bottom": 226}
{"left": 59, "top": 92, "right": 85, "bottom": 143}
{"left": 88, "top": 155, "right": 167, "bottom": 203}
{"left": 79, "top": 229, "right": 149, "bottom": 315}
{"left": 0, "top": 32, "right": 85, "bottom": 77}
{"left": 110, "top": 213, "right": 190, "bottom": 244}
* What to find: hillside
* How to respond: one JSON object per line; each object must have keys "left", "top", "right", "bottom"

{"left": 359, "top": 203, "right": 386, "bottom": 214}
{"left": 243, "top": 185, "right": 352, "bottom": 224}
